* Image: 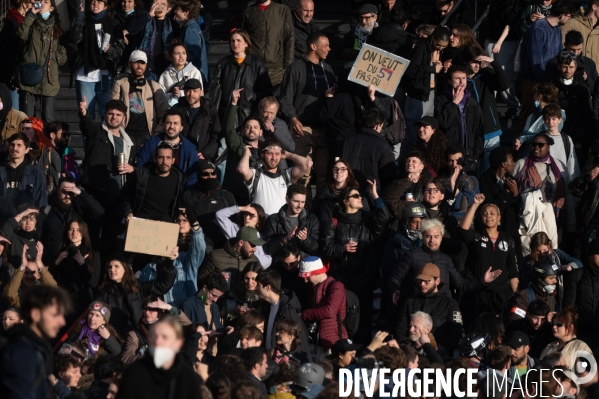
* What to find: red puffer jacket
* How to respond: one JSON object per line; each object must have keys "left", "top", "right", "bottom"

{"left": 301, "top": 276, "right": 347, "bottom": 349}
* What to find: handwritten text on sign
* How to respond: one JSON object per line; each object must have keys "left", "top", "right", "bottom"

{"left": 348, "top": 44, "right": 410, "bottom": 96}
{"left": 124, "top": 218, "right": 179, "bottom": 257}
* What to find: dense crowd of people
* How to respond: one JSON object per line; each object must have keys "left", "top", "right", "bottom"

{"left": 1, "top": 0, "right": 599, "bottom": 398}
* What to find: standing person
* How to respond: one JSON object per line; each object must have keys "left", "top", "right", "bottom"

{"left": 16, "top": 0, "right": 66, "bottom": 123}
{"left": 546, "top": 30, "right": 598, "bottom": 92}
{"left": 110, "top": 50, "right": 169, "bottom": 150}
{"left": 540, "top": 103, "right": 580, "bottom": 181}
{"left": 0, "top": 0, "right": 30, "bottom": 110}
{"left": 0, "top": 133, "right": 47, "bottom": 209}
{"left": 23, "top": 117, "right": 60, "bottom": 196}
{"left": 242, "top": 347, "right": 268, "bottom": 397}
{"left": 279, "top": 32, "right": 335, "bottom": 188}
{"left": 398, "top": 27, "right": 449, "bottom": 161}
{"left": 414, "top": 116, "right": 448, "bottom": 176}
{"left": 138, "top": 0, "right": 171, "bottom": 81}
{"left": 340, "top": 4, "right": 378, "bottom": 68}
{"left": 559, "top": 0, "right": 599, "bottom": 70}
{"left": 432, "top": 0, "right": 475, "bottom": 29}
{"left": 516, "top": 1, "right": 573, "bottom": 133}
{"left": 158, "top": 43, "right": 203, "bottom": 107}
{"left": 293, "top": 0, "right": 319, "bottom": 61}
{"left": 437, "top": 146, "right": 478, "bottom": 215}
{"left": 205, "top": 29, "right": 273, "bottom": 129}
{"left": 115, "top": 317, "right": 204, "bottom": 399}
{"left": 79, "top": 98, "right": 134, "bottom": 257}
{"left": 112, "top": 0, "right": 150, "bottom": 73}
{"left": 70, "top": 0, "right": 117, "bottom": 122}
{"left": 0, "top": 286, "right": 71, "bottom": 399}
{"left": 169, "top": 0, "right": 209, "bottom": 83}
{"left": 242, "top": 0, "right": 294, "bottom": 87}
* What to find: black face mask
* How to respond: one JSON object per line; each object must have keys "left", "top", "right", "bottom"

{"left": 196, "top": 178, "right": 219, "bottom": 192}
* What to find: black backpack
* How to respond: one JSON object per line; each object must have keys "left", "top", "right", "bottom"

{"left": 342, "top": 289, "right": 361, "bottom": 337}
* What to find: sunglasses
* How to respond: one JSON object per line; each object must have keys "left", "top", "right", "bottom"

{"left": 552, "top": 322, "right": 564, "bottom": 328}
{"left": 531, "top": 142, "right": 548, "bottom": 148}
{"left": 347, "top": 193, "right": 362, "bottom": 199}
{"left": 559, "top": 51, "right": 577, "bottom": 62}
{"left": 202, "top": 171, "right": 217, "bottom": 177}
{"left": 243, "top": 212, "right": 256, "bottom": 219}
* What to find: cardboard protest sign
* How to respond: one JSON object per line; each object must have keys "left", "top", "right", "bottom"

{"left": 348, "top": 44, "right": 410, "bottom": 96}
{"left": 124, "top": 218, "right": 179, "bottom": 257}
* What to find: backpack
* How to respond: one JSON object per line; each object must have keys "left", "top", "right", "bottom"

{"left": 250, "top": 167, "right": 292, "bottom": 202}
{"left": 384, "top": 99, "right": 406, "bottom": 145}
{"left": 560, "top": 132, "right": 572, "bottom": 161}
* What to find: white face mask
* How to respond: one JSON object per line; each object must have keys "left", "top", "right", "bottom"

{"left": 543, "top": 284, "right": 556, "bottom": 294}
{"left": 149, "top": 346, "right": 176, "bottom": 369}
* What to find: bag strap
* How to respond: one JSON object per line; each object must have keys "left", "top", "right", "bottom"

{"left": 560, "top": 132, "right": 572, "bottom": 161}
{"left": 251, "top": 168, "right": 262, "bottom": 201}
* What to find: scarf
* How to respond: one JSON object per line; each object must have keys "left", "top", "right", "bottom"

{"left": 195, "top": 178, "right": 219, "bottom": 193}
{"left": 77, "top": 319, "right": 102, "bottom": 355}
{"left": 92, "top": 9, "right": 107, "bottom": 20}
{"left": 139, "top": 17, "right": 172, "bottom": 61}
{"left": 82, "top": 12, "right": 114, "bottom": 75}
{"left": 518, "top": 153, "right": 565, "bottom": 218}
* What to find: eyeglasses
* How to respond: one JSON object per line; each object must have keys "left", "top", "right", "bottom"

{"left": 425, "top": 188, "right": 440, "bottom": 194}
{"left": 333, "top": 167, "right": 348, "bottom": 173}
{"left": 559, "top": 51, "right": 577, "bottom": 62}
{"left": 360, "top": 15, "right": 374, "bottom": 20}
{"left": 530, "top": 142, "right": 548, "bottom": 148}
{"left": 201, "top": 171, "right": 217, "bottom": 177}
{"left": 347, "top": 193, "right": 362, "bottom": 199}
{"left": 552, "top": 322, "right": 564, "bottom": 328}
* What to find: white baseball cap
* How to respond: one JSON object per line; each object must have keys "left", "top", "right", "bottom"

{"left": 129, "top": 50, "right": 147, "bottom": 63}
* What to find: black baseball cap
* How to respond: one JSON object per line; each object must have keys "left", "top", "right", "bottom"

{"left": 506, "top": 331, "right": 529, "bottom": 348}
{"left": 415, "top": 116, "right": 439, "bottom": 130}
{"left": 183, "top": 78, "right": 203, "bottom": 90}
{"left": 331, "top": 339, "right": 361, "bottom": 355}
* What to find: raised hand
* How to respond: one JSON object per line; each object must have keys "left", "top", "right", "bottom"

{"left": 231, "top": 88, "right": 244, "bottom": 106}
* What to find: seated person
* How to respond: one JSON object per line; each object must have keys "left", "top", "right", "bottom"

{"left": 67, "top": 301, "right": 121, "bottom": 358}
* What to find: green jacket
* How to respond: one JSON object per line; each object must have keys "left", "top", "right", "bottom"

{"left": 16, "top": 12, "right": 66, "bottom": 97}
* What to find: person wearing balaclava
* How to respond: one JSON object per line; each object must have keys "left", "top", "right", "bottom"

{"left": 179, "top": 160, "right": 236, "bottom": 253}
{"left": 116, "top": 316, "right": 203, "bottom": 398}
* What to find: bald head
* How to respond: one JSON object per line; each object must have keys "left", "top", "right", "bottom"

{"left": 296, "top": 0, "right": 314, "bottom": 23}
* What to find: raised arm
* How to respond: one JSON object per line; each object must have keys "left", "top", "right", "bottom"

{"left": 285, "top": 152, "right": 312, "bottom": 183}
{"left": 237, "top": 146, "right": 254, "bottom": 184}
{"left": 459, "top": 193, "right": 485, "bottom": 231}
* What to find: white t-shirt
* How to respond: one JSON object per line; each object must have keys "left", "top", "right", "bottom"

{"left": 247, "top": 168, "right": 293, "bottom": 216}
{"left": 547, "top": 132, "right": 580, "bottom": 181}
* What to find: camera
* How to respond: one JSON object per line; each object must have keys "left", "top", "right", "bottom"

{"left": 34, "top": 1, "right": 42, "bottom": 9}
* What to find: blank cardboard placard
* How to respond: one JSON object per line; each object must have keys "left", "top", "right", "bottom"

{"left": 348, "top": 43, "right": 410, "bottom": 96}
{"left": 124, "top": 218, "right": 179, "bottom": 257}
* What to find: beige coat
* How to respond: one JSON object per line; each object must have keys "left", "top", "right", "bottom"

{"left": 1, "top": 109, "right": 27, "bottom": 141}
{"left": 3, "top": 267, "right": 57, "bottom": 308}
{"left": 540, "top": 338, "right": 593, "bottom": 370}
{"left": 110, "top": 78, "right": 168, "bottom": 135}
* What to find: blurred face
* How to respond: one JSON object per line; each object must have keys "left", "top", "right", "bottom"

{"left": 244, "top": 271, "right": 258, "bottom": 291}
{"left": 296, "top": 1, "right": 314, "bottom": 23}
{"left": 449, "top": 30, "right": 460, "bottom": 47}
{"left": 243, "top": 119, "right": 262, "bottom": 141}
{"left": 528, "top": 314, "right": 546, "bottom": 330}
{"left": 9, "top": 139, "right": 30, "bottom": 161}
{"left": 155, "top": 148, "right": 174, "bottom": 174}
{"left": 196, "top": 325, "right": 209, "bottom": 351}
{"left": 23, "top": 262, "right": 40, "bottom": 286}
{"left": 287, "top": 194, "right": 306, "bottom": 216}
{"left": 481, "top": 206, "right": 500, "bottom": 228}
{"left": 262, "top": 148, "right": 282, "bottom": 170}
{"left": 282, "top": 254, "right": 300, "bottom": 272}
{"left": 68, "top": 222, "right": 83, "bottom": 245}
{"left": 406, "top": 157, "right": 425, "bottom": 174}
{"left": 171, "top": 45, "right": 187, "bottom": 67}
{"left": 107, "top": 382, "right": 119, "bottom": 399}
{"left": 423, "top": 227, "right": 442, "bottom": 252}
{"left": 176, "top": 214, "right": 191, "bottom": 234}
{"left": 143, "top": 307, "right": 160, "bottom": 324}
{"left": 423, "top": 183, "right": 444, "bottom": 207}
{"left": 407, "top": 218, "right": 422, "bottom": 231}
{"left": 450, "top": 71, "right": 467, "bottom": 90}
{"left": 344, "top": 190, "right": 363, "bottom": 210}
{"left": 338, "top": 350, "right": 356, "bottom": 367}
{"left": 311, "top": 37, "right": 330, "bottom": 60}
{"left": 19, "top": 212, "right": 36, "bottom": 232}
{"left": 105, "top": 108, "right": 125, "bottom": 130}
{"left": 107, "top": 261, "right": 126, "bottom": 283}
{"left": 417, "top": 277, "right": 438, "bottom": 295}
{"left": 333, "top": 162, "right": 349, "bottom": 185}
{"left": 32, "top": 302, "right": 66, "bottom": 339}
{"left": 242, "top": 206, "right": 259, "bottom": 228}
{"left": 203, "top": 286, "right": 224, "bottom": 305}
{"left": 164, "top": 115, "right": 184, "bottom": 140}
{"left": 260, "top": 103, "right": 278, "bottom": 124}
{"left": 240, "top": 240, "right": 258, "bottom": 258}
{"left": 276, "top": 329, "right": 294, "bottom": 346}
{"left": 59, "top": 365, "right": 81, "bottom": 388}
{"left": 121, "top": 0, "right": 134, "bottom": 13}
{"left": 130, "top": 60, "right": 146, "bottom": 77}
{"left": 447, "top": 152, "right": 463, "bottom": 172}
{"left": 3, "top": 310, "right": 21, "bottom": 330}
{"left": 418, "top": 125, "right": 435, "bottom": 143}
{"left": 438, "top": 1, "right": 453, "bottom": 16}
{"left": 536, "top": 244, "right": 551, "bottom": 259}
{"left": 152, "top": 0, "right": 167, "bottom": 15}
{"left": 90, "top": 0, "right": 106, "bottom": 13}
{"left": 544, "top": 116, "right": 562, "bottom": 132}
{"left": 185, "top": 88, "right": 203, "bottom": 106}
{"left": 560, "top": 60, "right": 576, "bottom": 79}
{"left": 240, "top": 336, "right": 261, "bottom": 349}
{"left": 149, "top": 322, "right": 183, "bottom": 354}
{"left": 230, "top": 33, "right": 249, "bottom": 55}
{"left": 58, "top": 182, "right": 76, "bottom": 206}
{"left": 409, "top": 316, "right": 430, "bottom": 341}
{"left": 87, "top": 310, "right": 105, "bottom": 330}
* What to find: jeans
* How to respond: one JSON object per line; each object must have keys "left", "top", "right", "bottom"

{"left": 20, "top": 92, "right": 55, "bottom": 123}
{"left": 485, "top": 40, "right": 521, "bottom": 109}
{"left": 76, "top": 75, "right": 114, "bottom": 121}
{"left": 9, "top": 89, "right": 19, "bottom": 111}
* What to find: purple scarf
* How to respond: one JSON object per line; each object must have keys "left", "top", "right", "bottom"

{"left": 77, "top": 319, "right": 102, "bottom": 355}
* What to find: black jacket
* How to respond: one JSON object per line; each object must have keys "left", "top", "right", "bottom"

{"left": 399, "top": 38, "right": 439, "bottom": 101}
{"left": 179, "top": 185, "right": 236, "bottom": 251}
{"left": 2, "top": 218, "right": 38, "bottom": 271}
{"left": 112, "top": 9, "right": 150, "bottom": 69}
{"left": 546, "top": 52, "right": 598, "bottom": 93}
{"left": 321, "top": 199, "right": 389, "bottom": 288}
{"left": 388, "top": 246, "right": 485, "bottom": 303}
{"left": 569, "top": 170, "right": 599, "bottom": 228}
{"left": 468, "top": 59, "right": 511, "bottom": 136}
{"left": 505, "top": 317, "right": 554, "bottom": 359}
{"left": 563, "top": 266, "right": 599, "bottom": 340}
{"left": 553, "top": 75, "right": 595, "bottom": 147}
{"left": 366, "top": 22, "right": 415, "bottom": 59}
{"left": 0, "top": 10, "right": 24, "bottom": 85}
{"left": 319, "top": 92, "right": 358, "bottom": 148}
{"left": 121, "top": 164, "right": 185, "bottom": 222}
{"left": 341, "top": 128, "right": 397, "bottom": 191}
{"left": 96, "top": 258, "right": 176, "bottom": 337}
{"left": 434, "top": 88, "right": 484, "bottom": 161}
{"left": 172, "top": 97, "right": 221, "bottom": 160}
{"left": 262, "top": 205, "right": 320, "bottom": 257}
{"left": 431, "top": 1, "right": 475, "bottom": 29}
{"left": 313, "top": 186, "right": 370, "bottom": 226}
{"left": 293, "top": 15, "right": 319, "bottom": 60}
{"left": 40, "top": 190, "right": 105, "bottom": 266}
{"left": 479, "top": 168, "right": 522, "bottom": 241}
{"left": 395, "top": 289, "right": 463, "bottom": 353}
{"left": 206, "top": 54, "right": 273, "bottom": 128}
{"left": 486, "top": 0, "right": 523, "bottom": 41}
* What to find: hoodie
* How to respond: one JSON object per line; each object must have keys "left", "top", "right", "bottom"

{"left": 159, "top": 62, "right": 203, "bottom": 106}
{"left": 279, "top": 55, "right": 336, "bottom": 127}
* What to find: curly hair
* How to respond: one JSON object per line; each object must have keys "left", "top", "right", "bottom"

{"left": 417, "top": 130, "right": 448, "bottom": 173}
{"left": 375, "top": 346, "right": 407, "bottom": 369}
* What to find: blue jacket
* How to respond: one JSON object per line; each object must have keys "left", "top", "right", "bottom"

{"left": 0, "top": 162, "right": 48, "bottom": 208}
{"left": 139, "top": 227, "right": 206, "bottom": 307}
{"left": 181, "top": 295, "right": 224, "bottom": 330}
{"left": 136, "top": 134, "right": 199, "bottom": 187}
{"left": 172, "top": 20, "right": 209, "bottom": 84}
{"left": 520, "top": 18, "right": 562, "bottom": 82}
